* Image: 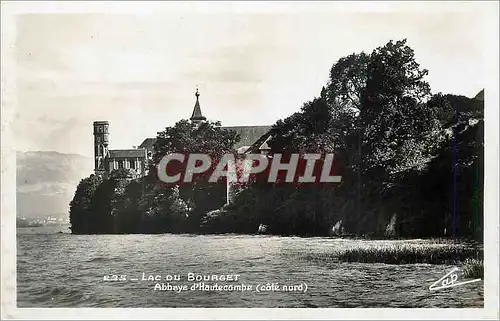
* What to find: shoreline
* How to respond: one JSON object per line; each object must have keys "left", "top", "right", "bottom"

{"left": 18, "top": 226, "right": 484, "bottom": 246}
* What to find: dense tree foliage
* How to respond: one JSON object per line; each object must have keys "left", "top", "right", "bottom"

{"left": 69, "top": 174, "right": 102, "bottom": 234}
{"left": 219, "top": 39, "right": 484, "bottom": 239}
{"left": 69, "top": 39, "right": 483, "bottom": 239}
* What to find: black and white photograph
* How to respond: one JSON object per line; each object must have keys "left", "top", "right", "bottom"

{"left": 1, "top": 1, "right": 499, "bottom": 319}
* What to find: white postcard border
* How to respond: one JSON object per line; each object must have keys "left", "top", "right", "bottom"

{"left": 1, "top": 1, "right": 498, "bottom": 320}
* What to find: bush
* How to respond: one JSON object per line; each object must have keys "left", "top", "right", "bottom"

{"left": 462, "top": 259, "right": 483, "bottom": 279}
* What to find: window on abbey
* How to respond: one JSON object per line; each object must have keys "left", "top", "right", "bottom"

{"left": 118, "top": 160, "right": 124, "bottom": 169}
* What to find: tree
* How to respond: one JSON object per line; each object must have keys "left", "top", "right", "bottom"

{"left": 229, "top": 39, "right": 464, "bottom": 237}
{"left": 329, "top": 39, "right": 438, "bottom": 235}
{"left": 361, "top": 39, "right": 433, "bottom": 176}
{"left": 153, "top": 119, "right": 240, "bottom": 164}
{"left": 69, "top": 174, "right": 102, "bottom": 234}
{"left": 151, "top": 119, "right": 240, "bottom": 232}
{"left": 113, "top": 179, "right": 144, "bottom": 234}
{"left": 87, "top": 176, "right": 117, "bottom": 233}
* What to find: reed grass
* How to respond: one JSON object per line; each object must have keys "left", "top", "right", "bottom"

{"left": 461, "top": 258, "right": 484, "bottom": 279}
{"left": 298, "top": 243, "right": 482, "bottom": 265}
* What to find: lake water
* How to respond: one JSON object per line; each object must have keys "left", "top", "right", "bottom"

{"left": 17, "top": 227, "right": 483, "bottom": 308}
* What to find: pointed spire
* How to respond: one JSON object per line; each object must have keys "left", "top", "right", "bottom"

{"left": 190, "top": 86, "right": 206, "bottom": 124}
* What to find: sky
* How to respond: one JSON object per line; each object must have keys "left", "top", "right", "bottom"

{"left": 12, "top": 2, "right": 494, "bottom": 157}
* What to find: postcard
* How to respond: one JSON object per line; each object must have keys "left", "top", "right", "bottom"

{"left": 1, "top": 1, "right": 498, "bottom": 320}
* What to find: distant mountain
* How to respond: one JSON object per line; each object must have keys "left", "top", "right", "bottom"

{"left": 16, "top": 151, "right": 93, "bottom": 219}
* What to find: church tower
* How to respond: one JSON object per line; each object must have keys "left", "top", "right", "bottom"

{"left": 93, "top": 121, "right": 109, "bottom": 175}
{"left": 190, "top": 88, "right": 206, "bottom": 124}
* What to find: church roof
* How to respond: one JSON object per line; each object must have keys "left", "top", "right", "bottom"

{"left": 243, "top": 130, "right": 273, "bottom": 154}
{"left": 190, "top": 88, "right": 206, "bottom": 122}
{"left": 138, "top": 138, "right": 155, "bottom": 151}
{"left": 108, "top": 149, "right": 147, "bottom": 158}
{"left": 222, "top": 125, "right": 272, "bottom": 149}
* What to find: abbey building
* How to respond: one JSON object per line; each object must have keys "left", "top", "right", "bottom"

{"left": 93, "top": 89, "right": 273, "bottom": 178}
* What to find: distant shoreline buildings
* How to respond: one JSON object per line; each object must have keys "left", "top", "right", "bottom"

{"left": 17, "top": 215, "right": 69, "bottom": 228}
